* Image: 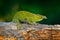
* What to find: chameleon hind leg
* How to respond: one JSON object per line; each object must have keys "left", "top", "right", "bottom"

{"left": 17, "top": 21, "right": 21, "bottom": 29}
{"left": 12, "top": 19, "right": 21, "bottom": 29}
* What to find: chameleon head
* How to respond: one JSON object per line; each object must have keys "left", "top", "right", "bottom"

{"left": 36, "top": 14, "right": 47, "bottom": 19}
{"left": 31, "top": 14, "right": 47, "bottom": 23}
{"left": 41, "top": 15, "right": 47, "bottom": 19}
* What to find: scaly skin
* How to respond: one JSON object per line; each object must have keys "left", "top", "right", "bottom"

{"left": 12, "top": 11, "right": 47, "bottom": 29}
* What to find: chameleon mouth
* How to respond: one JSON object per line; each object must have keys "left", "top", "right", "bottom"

{"left": 42, "top": 16, "right": 47, "bottom": 19}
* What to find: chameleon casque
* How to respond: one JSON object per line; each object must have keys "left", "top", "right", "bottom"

{"left": 12, "top": 11, "right": 47, "bottom": 29}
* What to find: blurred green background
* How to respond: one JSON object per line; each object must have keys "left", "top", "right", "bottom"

{"left": 0, "top": 0, "right": 60, "bottom": 25}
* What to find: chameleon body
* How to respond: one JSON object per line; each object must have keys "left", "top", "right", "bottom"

{"left": 12, "top": 11, "right": 47, "bottom": 29}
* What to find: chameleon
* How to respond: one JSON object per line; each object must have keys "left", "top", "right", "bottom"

{"left": 12, "top": 11, "right": 47, "bottom": 29}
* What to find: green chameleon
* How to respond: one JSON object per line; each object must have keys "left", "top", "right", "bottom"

{"left": 12, "top": 11, "right": 47, "bottom": 29}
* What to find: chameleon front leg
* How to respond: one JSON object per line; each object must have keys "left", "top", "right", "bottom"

{"left": 27, "top": 18, "right": 34, "bottom": 25}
